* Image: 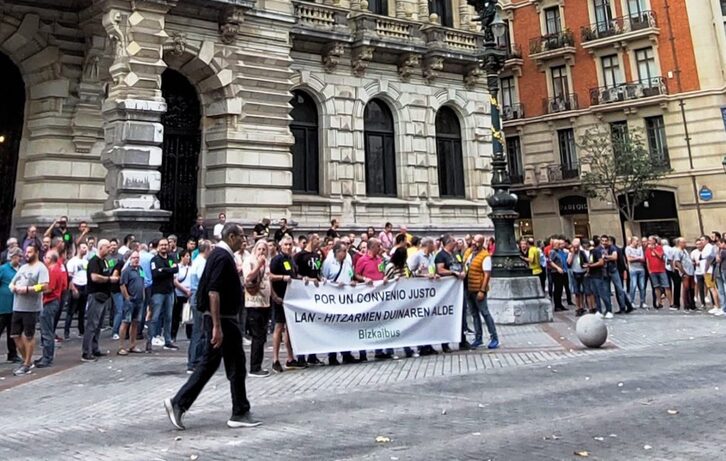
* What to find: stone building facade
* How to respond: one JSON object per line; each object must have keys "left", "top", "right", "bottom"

{"left": 0, "top": 0, "right": 497, "bottom": 243}
{"left": 499, "top": 0, "right": 726, "bottom": 243}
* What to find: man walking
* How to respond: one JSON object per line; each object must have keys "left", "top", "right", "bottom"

{"left": 82, "top": 239, "right": 116, "bottom": 362}
{"left": 465, "top": 235, "right": 499, "bottom": 349}
{"left": 9, "top": 245, "right": 49, "bottom": 375}
{"left": 36, "top": 250, "right": 67, "bottom": 367}
{"left": 149, "top": 238, "right": 179, "bottom": 351}
{"left": 0, "top": 248, "right": 22, "bottom": 363}
{"left": 165, "top": 223, "right": 261, "bottom": 430}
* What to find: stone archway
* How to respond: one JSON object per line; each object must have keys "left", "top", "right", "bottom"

{"left": 0, "top": 52, "right": 25, "bottom": 244}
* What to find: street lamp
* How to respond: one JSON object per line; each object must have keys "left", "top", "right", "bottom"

{"left": 468, "top": 0, "right": 551, "bottom": 324}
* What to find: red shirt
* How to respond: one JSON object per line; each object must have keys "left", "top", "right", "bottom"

{"left": 355, "top": 254, "right": 384, "bottom": 281}
{"left": 43, "top": 263, "right": 68, "bottom": 304}
{"left": 645, "top": 245, "right": 666, "bottom": 274}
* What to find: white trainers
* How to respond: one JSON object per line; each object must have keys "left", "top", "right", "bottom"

{"left": 112, "top": 334, "right": 120, "bottom": 340}
{"left": 708, "top": 307, "right": 719, "bottom": 314}
{"left": 595, "top": 312, "right": 603, "bottom": 319}
{"left": 715, "top": 310, "right": 725, "bottom": 316}
{"left": 151, "top": 336, "right": 165, "bottom": 347}
{"left": 604, "top": 312, "right": 614, "bottom": 319}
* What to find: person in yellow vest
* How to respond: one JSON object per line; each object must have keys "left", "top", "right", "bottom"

{"left": 465, "top": 235, "right": 500, "bottom": 349}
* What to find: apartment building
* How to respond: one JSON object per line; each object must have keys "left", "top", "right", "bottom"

{"left": 499, "top": 0, "right": 726, "bottom": 242}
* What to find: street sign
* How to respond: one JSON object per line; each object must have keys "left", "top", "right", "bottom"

{"left": 699, "top": 186, "right": 713, "bottom": 202}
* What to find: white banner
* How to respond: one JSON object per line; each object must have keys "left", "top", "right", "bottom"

{"left": 283, "top": 277, "right": 463, "bottom": 355}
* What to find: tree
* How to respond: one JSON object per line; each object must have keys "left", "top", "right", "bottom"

{"left": 577, "top": 126, "right": 671, "bottom": 237}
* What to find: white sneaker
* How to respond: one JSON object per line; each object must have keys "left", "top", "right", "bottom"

{"left": 595, "top": 312, "right": 603, "bottom": 319}
{"left": 243, "top": 337, "right": 252, "bottom": 346}
{"left": 605, "top": 312, "right": 614, "bottom": 319}
{"left": 112, "top": 334, "right": 120, "bottom": 340}
{"left": 152, "top": 336, "right": 164, "bottom": 347}
{"left": 715, "top": 310, "right": 725, "bottom": 316}
{"left": 708, "top": 307, "right": 718, "bottom": 314}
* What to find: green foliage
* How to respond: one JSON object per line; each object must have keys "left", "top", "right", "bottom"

{"left": 578, "top": 127, "right": 671, "bottom": 222}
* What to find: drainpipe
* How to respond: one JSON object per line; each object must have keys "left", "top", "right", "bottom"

{"left": 663, "top": 0, "right": 702, "bottom": 236}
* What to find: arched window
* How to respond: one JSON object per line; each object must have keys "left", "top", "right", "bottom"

{"left": 290, "top": 90, "right": 319, "bottom": 194}
{"left": 429, "top": 0, "right": 453, "bottom": 28}
{"left": 435, "top": 106, "right": 465, "bottom": 198}
{"left": 364, "top": 99, "right": 397, "bottom": 197}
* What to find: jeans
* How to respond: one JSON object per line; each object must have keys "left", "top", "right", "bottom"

{"left": 591, "top": 277, "right": 612, "bottom": 314}
{"left": 716, "top": 270, "right": 726, "bottom": 312}
{"left": 695, "top": 275, "right": 706, "bottom": 307}
{"left": 172, "top": 314, "right": 251, "bottom": 417}
{"left": 64, "top": 284, "right": 87, "bottom": 337}
{"left": 607, "top": 270, "right": 632, "bottom": 312}
{"left": 668, "top": 270, "right": 681, "bottom": 307}
{"left": 628, "top": 269, "right": 646, "bottom": 306}
{"left": 246, "top": 308, "right": 270, "bottom": 372}
{"left": 150, "top": 292, "right": 175, "bottom": 345}
{"left": 467, "top": 291, "right": 498, "bottom": 342}
{"left": 39, "top": 300, "right": 61, "bottom": 364}
{"left": 187, "top": 296, "right": 205, "bottom": 370}
{"left": 0, "top": 313, "right": 18, "bottom": 360}
{"left": 83, "top": 294, "right": 111, "bottom": 356}
{"left": 112, "top": 292, "right": 124, "bottom": 335}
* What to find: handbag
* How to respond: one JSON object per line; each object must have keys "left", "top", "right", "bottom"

{"left": 181, "top": 301, "right": 192, "bottom": 324}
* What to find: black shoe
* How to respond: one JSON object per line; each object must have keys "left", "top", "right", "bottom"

{"left": 614, "top": 310, "right": 625, "bottom": 315}
{"left": 625, "top": 307, "right": 634, "bottom": 313}
{"left": 163, "top": 343, "right": 180, "bottom": 351}
{"left": 81, "top": 354, "right": 97, "bottom": 362}
{"left": 358, "top": 353, "right": 368, "bottom": 362}
{"left": 272, "top": 361, "right": 284, "bottom": 373}
{"left": 7, "top": 356, "right": 22, "bottom": 364}
{"left": 328, "top": 356, "right": 340, "bottom": 366}
{"left": 404, "top": 350, "right": 415, "bottom": 358}
{"left": 227, "top": 412, "right": 262, "bottom": 428}
{"left": 164, "top": 397, "right": 185, "bottom": 430}
{"left": 459, "top": 341, "right": 471, "bottom": 351}
{"left": 34, "top": 360, "right": 51, "bottom": 368}
{"left": 285, "top": 359, "right": 306, "bottom": 369}
{"left": 441, "top": 344, "right": 452, "bottom": 353}
{"left": 249, "top": 369, "right": 271, "bottom": 378}
{"left": 342, "top": 355, "right": 359, "bottom": 364}
{"left": 575, "top": 309, "right": 586, "bottom": 317}
{"left": 307, "top": 357, "right": 323, "bottom": 366}
{"left": 93, "top": 351, "right": 109, "bottom": 357}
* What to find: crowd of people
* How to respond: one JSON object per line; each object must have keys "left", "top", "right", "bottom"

{"left": 518, "top": 232, "right": 726, "bottom": 319}
{"left": 0, "top": 215, "right": 501, "bottom": 378}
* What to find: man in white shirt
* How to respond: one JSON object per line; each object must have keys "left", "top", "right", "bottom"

{"left": 64, "top": 243, "right": 89, "bottom": 339}
{"left": 691, "top": 240, "right": 707, "bottom": 308}
{"left": 321, "top": 241, "right": 357, "bottom": 365}
{"left": 213, "top": 213, "right": 226, "bottom": 241}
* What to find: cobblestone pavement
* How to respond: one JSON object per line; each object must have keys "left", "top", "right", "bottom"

{"left": 1, "top": 308, "right": 725, "bottom": 460}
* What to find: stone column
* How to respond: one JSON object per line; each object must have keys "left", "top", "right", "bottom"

{"left": 93, "top": 0, "right": 175, "bottom": 240}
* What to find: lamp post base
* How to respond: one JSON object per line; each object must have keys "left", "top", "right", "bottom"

{"left": 488, "top": 276, "right": 552, "bottom": 325}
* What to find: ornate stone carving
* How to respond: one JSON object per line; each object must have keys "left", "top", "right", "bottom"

{"left": 351, "top": 46, "right": 374, "bottom": 77}
{"left": 322, "top": 42, "right": 345, "bottom": 73}
{"left": 168, "top": 32, "right": 186, "bottom": 57}
{"left": 219, "top": 7, "right": 245, "bottom": 44}
{"left": 423, "top": 56, "right": 444, "bottom": 83}
{"left": 398, "top": 53, "right": 420, "bottom": 82}
{"left": 464, "top": 63, "right": 483, "bottom": 90}
{"left": 102, "top": 10, "right": 130, "bottom": 87}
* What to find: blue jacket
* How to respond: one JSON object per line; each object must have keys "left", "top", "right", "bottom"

{"left": 0, "top": 262, "right": 18, "bottom": 314}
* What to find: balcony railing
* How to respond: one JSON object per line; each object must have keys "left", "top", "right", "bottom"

{"left": 502, "top": 103, "right": 525, "bottom": 121}
{"left": 543, "top": 93, "right": 578, "bottom": 114}
{"left": 589, "top": 77, "right": 667, "bottom": 105}
{"left": 529, "top": 30, "right": 575, "bottom": 55}
{"left": 547, "top": 163, "right": 580, "bottom": 182}
{"left": 581, "top": 11, "right": 657, "bottom": 42}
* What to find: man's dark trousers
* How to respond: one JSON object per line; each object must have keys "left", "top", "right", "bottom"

{"left": 172, "top": 314, "right": 250, "bottom": 417}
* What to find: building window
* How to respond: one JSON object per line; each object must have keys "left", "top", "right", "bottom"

{"left": 506, "top": 136, "right": 524, "bottom": 184}
{"left": 544, "top": 6, "right": 562, "bottom": 34}
{"left": 594, "top": 0, "right": 613, "bottom": 31}
{"left": 627, "top": 0, "right": 647, "bottom": 16}
{"left": 368, "top": 0, "right": 387, "bottom": 15}
{"left": 290, "top": 90, "right": 319, "bottom": 194}
{"left": 557, "top": 129, "right": 578, "bottom": 179}
{"left": 364, "top": 99, "right": 397, "bottom": 197}
{"left": 645, "top": 115, "right": 670, "bottom": 168}
{"left": 721, "top": 0, "right": 726, "bottom": 16}
{"left": 610, "top": 121, "right": 629, "bottom": 162}
{"left": 635, "top": 47, "right": 657, "bottom": 85}
{"left": 551, "top": 65, "right": 569, "bottom": 98}
{"left": 435, "top": 107, "right": 465, "bottom": 198}
{"left": 501, "top": 77, "right": 515, "bottom": 108}
{"left": 429, "top": 0, "right": 453, "bottom": 28}
{"left": 601, "top": 54, "right": 622, "bottom": 87}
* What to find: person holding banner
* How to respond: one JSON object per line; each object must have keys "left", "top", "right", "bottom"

{"left": 322, "top": 241, "right": 361, "bottom": 365}
{"left": 406, "top": 237, "right": 439, "bottom": 356}
{"left": 465, "top": 235, "right": 499, "bottom": 349}
{"left": 293, "top": 234, "right": 324, "bottom": 366}
{"left": 385, "top": 247, "right": 418, "bottom": 358}
{"left": 355, "top": 238, "right": 394, "bottom": 360}
{"left": 269, "top": 236, "right": 303, "bottom": 372}
{"left": 435, "top": 235, "right": 471, "bottom": 353}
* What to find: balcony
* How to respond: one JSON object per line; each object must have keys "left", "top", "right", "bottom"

{"left": 546, "top": 163, "right": 580, "bottom": 182}
{"left": 580, "top": 11, "right": 659, "bottom": 51}
{"left": 528, "top": 30, "right": 576, "bottom": 68}
{"left": 502, "top": 103, "right": 525, "bottom": 121}
{"left": 501, "top": 43, "right": 523, "bottom": 75}
{"left": 589, "top": 77, "right": 668, "bottom": 107}
{"left": 542, "top": 93, "right": 578, "bottom": 114}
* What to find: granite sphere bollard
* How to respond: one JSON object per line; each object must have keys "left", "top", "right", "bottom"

{"left": 575, "top": 314, "right": 608, "bottom": 348}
